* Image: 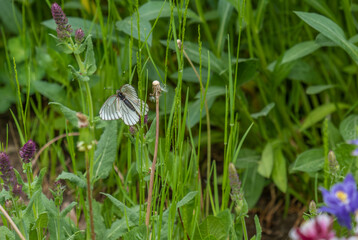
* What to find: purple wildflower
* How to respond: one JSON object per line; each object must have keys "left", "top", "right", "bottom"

{"left": 289, "top": 214, "right": 336, "bottom": 240}
{"left": 0, "top": 152, "right": 22, "bottom": 197}
{"left": 51, "top": 3, "right": 72, "bottom": 40}
{"left": 319, "top": 174, "right": 358, "bottom": 229}
{"left": 75, "top": 28, "right": 84, "bottom": 44}
{"left": 19, "top": 139, "right": 36, "bottom": 163}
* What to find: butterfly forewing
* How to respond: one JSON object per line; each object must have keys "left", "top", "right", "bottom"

{"left": 99, "top": 84, "right": 148, "bottom": 125}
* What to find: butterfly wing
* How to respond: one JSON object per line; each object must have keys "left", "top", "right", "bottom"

{"left": 99, "top": 95, "right": 122, "bottom": 120}
{"left": 119, "top": 99, "right": 140, "bottom": 125}
{"left": 121, "top": 84, "right": 149, "bottom": 116}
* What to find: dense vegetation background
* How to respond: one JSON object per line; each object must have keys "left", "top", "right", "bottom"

{"left": 1, "top": 0, "right": 358, "bottom": 239}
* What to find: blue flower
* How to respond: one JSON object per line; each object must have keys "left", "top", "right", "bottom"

{"left": 319, "top": 174, "right": 358, "bottom": 229}
{"left": 348, "top": 140, "right": 358, "bottom": 156}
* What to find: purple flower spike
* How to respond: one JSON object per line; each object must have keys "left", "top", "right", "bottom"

{"left": 0, "top": 152, "right": 22, "bottom": 197}
{"left": 51, "top": 3, "right": 72, "bottom": 40}
{"left": 19, "top": 140, "right": 36, "bottom": 163}
{"left": 75, "top": 28, "right": 84, "bottom": 43}
{"left": 319, "top": 174, "right": 358, "bottom": 229}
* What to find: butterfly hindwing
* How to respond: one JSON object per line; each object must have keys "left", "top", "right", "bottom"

{"left": 99, "top": 95, "right": 121, "bottom": 120}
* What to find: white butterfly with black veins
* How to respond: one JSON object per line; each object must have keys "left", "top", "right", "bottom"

{"left": 99, "top": 84, "right": 149, "bottom": 126}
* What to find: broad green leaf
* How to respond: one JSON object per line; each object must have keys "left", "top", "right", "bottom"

{"left": 306, "top": 85, "right": 335, "bottom": 95}
{"left": 272, "top": 148, "right": 287, "bottom": 193}
{"left": 0, "top": 0, "right": 22, "bottom": 34}
{"left": 92, "top": 200, "right": 107, "bottom": 239}
{"left": 116, "top": 19, "right": 152, "bottom": 46}
{"left": 290, "top": 148, "right": 324, "bottom": 173}
{"left": 106, "top": 219, "right": 129, "bottom": 240}
{"left": 33, "top": 80, "right": 66, "bottom": 103}
{"left": 194, "top": 210, "right": 231, "bottom": 240}
{"left": 33, "top": 168, "right": 47, "bottom": 192}
{"left": 0, "top": 226, "right": 15, "bottom": 240}
{"left": 235, "top": 148, "right": 260, "bottom": 169}
{"left": 216, "top": 0, "right": 234, "bottom": 54}
{"left": 137, "top": 1, "right": 200, "bottom": 22}
{"left": 194, "top": 86, "right": 226, "bottom": 99}
{"left": 295, "top": 11, "right": 358, "bottom": 63}
{"left": 300, "top": 103, "right": 348, "bottom": 131}
{"left": 303, "top": 0, "right": 336, "bottom": 21}
{"left": 187, "top": 95, "right": 215, "bottom": 128}
{"left": 268, "top": 41, "right": 321, "bottom": 71}
{"left": 56, "top": 171, "right": 86, "bottom": 188}
{"left": 84, "top": 36, "right": 96, "bottom": 75}
{"left": 334, "top": 143, "right": 356, "bottom": 175}
{"left": 160, "top": 40, "right": 226, "bottom": 75}
{"left": 258, "top": 142, "right": 274, "bottom": 178}
{"left": 34, "top": 212, "right": 48, "bottom": 230}
{"left": 49, "top": 102, "right": 80, "bottom": 127}
{"left": 8, "top": 37, "right": 31, "bottom": 63}
{"left": 60, "top": 202, "right": 77, "bottom": 217}
{"left": 242, "top": 166, "right": 265, "bottom": 209}
{"left": 177, "top": 191, "right": 198, "bottom": 208}
{"left": 339, "top": 115, "right": 358, "bottom": 141}
{"left": 93, "top": 121, "right": 118, "bottom": 180}
{"left": 123, "top": 225, "right": 147, "bottom": 240}
{"left": 170, "top": 67, "right": 208, "bottom": 84}
{"left": 251, "top": 103, "right": 275, "bottom": 119}
{"left": 237, "top": 59, "right": 258, "bottom": 86}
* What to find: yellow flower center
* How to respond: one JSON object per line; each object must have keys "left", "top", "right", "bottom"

{"left": 336, "top": 191, "right": 348, "bottom": 203}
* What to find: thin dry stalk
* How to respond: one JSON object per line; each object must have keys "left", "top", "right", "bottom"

{"left": 178, "top": 39, "right": 210, "bottom": 214}
{"left": 146, "top": 80, "right": 162, "bottom": 227}
{"left": 0, "top": 204, "right": 26, "bottom": 240}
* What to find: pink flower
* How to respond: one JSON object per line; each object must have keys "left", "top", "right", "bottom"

{"left": 289, "top": 214, "right": 337, "bottom": 240}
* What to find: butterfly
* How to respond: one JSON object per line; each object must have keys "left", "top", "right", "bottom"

{"left": 99, "top": 84, "right": 149, "bottom": 126}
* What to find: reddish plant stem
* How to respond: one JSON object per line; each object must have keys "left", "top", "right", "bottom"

{"left": 146, "top": 82, "right": 161, "bottom": 227}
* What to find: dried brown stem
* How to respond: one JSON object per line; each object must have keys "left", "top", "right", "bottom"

{"left": 0, "top": 204, "right": 26, "bottom": 240}
{"left": 146, "top": 81, "right": 161, "bottom": 227}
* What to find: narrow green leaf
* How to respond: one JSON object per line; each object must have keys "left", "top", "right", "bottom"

{"left": 306, "top": 85, "right": 335, "bottom": 95}
{"left": 290, "top": 148, "right": 324, "bottom": 173}
{"left": 300, "top": 103, "right": 348, "bottom": 131}
{"left": 295, "top": 11, "right": 358, "bottom": 63}
{"left": 56, "top": 171, "right": 86, "bottom": 188}
{"left": 49, "top": 102, "right": 80, "bottom": 128}
{"left": 60, "top": 202, "right": 77, "bottom": 217}
{"left": 272, "top": 148, "right": 287, "bottom": 193}
{"left": 116, "top": 19, "right": 152, "bottom": 46}
{"left": 177, "top": 191, "right": 198, "bottom": 208}
{"left": 254, "top": 215, "right": 262, "bottom": 240}
{"left": 93, "top": 121, "right": 118, "bottom": 180}
{"left": 33, "top": 168, "right": 47, "bottom": 192}
{"left": 237, "top": 59, "right": 258, "bottom": 86}
{"left": 250, "top": 103, "right": 275, "bottom": 119}
{"left": 257, "top": 142, "right": 274, "bottom": 178}
{"left": 339, "top": 115, "right": 358, "bottom": 141}
{"left": 84, "top": 36, "right": 97, "bottom": 75}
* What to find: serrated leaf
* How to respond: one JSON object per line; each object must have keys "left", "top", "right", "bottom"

{"left": 306, "top": 85, "right": 335, "bottom": 95}
{"left": 68, "top": 64, "right": 90, "bottom": 82}
{"left": 290, "top": 148, "right": 324, "bottom": 173}
{"left": 272, "top": 148, "right": 287, "bottom": 193}
{"left": 106, "top": 219, "right": 129, "bottom": 240}
{"left": 0, "top": 188, "right": 11, "bottom": 204}
{"left": 34, "top": 212, "right": 48, "bottom": 230}
{"left": 295, "top": 11, "right": 358, "bottom": 63}
{"left": 49, "top": 102, "right": 79, "bottom": 128}
{"left": 177, "top": 191, "right": 198, "bottom": 208}
{"left": 33, "top": 168, "right": 47, "bottom": 192}
{"left": 56, "top": 171, "right": 86, "bottom": 188}
{"left": 300, "top": 103, "right": 348, "bottom": 131}
{"left": 194, "top": 210, "right": 231, "bottom": 240}
{"left": 123, "top": 225, "right": 147, "bottom": 240}
{"left": 60, "top": 202, "right": 77, "bottom": 217}
{"left": 251, "top": 103, "right": 275, "bottom": 119}
{"left": 32, "top": 80, "right": 66, "bottom": 103}
{"left": 339, "top": 115, "right": 358, "bottom": 141}
{"left": 0, "top": 226, "right": 15, "bottom": 240}
{"left": 93, "top": 121, "right": 118, "bottom": 180}
{"left": 84, "top": 36, "right": 96, "bottom": 75}
{"left": 257, "top": 142, "right": 274, "bottom": 178}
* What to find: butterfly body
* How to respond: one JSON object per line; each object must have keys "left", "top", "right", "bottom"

{"left": 100, "top": 84, "right": 148, "bottom": 126}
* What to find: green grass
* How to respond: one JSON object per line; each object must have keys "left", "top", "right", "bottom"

{"left": 1, "top": 0, "right": 358, "bottom": 239}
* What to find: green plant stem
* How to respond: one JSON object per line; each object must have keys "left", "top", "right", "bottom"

{"left": 0, "top": 204, "right": 26, "bottom": 240}
{"left": 241, "top": 215, "right": 248, "bottom": 240}
{"left": 85, "top": 150, "right": 95, "bottom": 240}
